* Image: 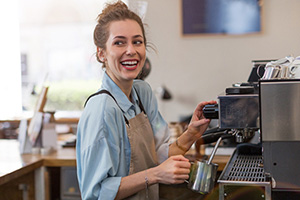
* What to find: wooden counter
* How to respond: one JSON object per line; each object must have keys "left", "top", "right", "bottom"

{"left": 0, "top": 139, "right": 76, "bottom": 200}
{"left": 0, "top": 140, "right": 76, "bottom": 185}
{"left": 0, "top": 139, "right": 230, "bottom": 200}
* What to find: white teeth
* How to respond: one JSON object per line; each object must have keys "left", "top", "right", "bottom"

{"left": 121, "top": 61, "right": 138, "bottom": 65}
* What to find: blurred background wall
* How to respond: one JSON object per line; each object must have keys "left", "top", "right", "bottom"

{"left": 144, "top": 0, "right": 300, "bottom": 121}
{"left": 17, "top": 0, "right": 300, "bottom": 122}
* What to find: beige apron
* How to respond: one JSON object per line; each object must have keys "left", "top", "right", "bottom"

{"left": 85, "top": 89, "right": 159, "bottom": 199}
{"left": 125, "top": 111, "right": 159, "bottom": 200}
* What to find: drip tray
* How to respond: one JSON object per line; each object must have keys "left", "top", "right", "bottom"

{"left": 218, "top": 150, "right": 271, "bottom": 200}
{"left": 224, "top": 154, "right": 265, "bottom": 182}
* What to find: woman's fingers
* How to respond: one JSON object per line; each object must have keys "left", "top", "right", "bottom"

{"left": 171, "top": 154, "right": 189, "bottom": 162}
{"left": 171, "top": 175, "right": 190, "bottom": 184}
{"left": 191, "top": 100, "right": 217, "bottom": 122}
{"left": 156, "top": 156, "right": 192, "bottom": 184}
{"left": 173, "top": 167, "right": 190, "bottom": 175}
{"left": 197, "top": 100, "right": 217, "bottom": 110}
{"left": 191, "top": 118, "right": 210, "bottom": 126}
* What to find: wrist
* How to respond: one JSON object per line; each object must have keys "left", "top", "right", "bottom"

{"left": 145, "top": 170, "right": 149, "bottom": 198}
{"left": 146, "top": 167, "right": 159, "bottom": 185}
{"left": 175, "top": 137, "right": 189, "bottom": 152}
{"left": 185, "top": 129, "right": 199, "bottom": 142}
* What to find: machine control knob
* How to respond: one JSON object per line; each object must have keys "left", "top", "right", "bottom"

{"left": 203, "top": 104, "right": 219, "bottom": 119}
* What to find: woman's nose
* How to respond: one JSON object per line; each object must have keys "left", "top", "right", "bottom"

{"left": 126, "top": 43, "right": 137, "bottom": 56}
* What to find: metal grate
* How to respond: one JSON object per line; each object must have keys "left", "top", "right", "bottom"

{"left": 226, "top": 155, "right": 265, "bottom": 182}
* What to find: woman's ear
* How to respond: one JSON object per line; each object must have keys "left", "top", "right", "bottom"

{"left": 97, "top": 47, "right": 106, "bottom": 62}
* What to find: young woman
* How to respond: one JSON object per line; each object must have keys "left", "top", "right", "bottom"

{"left": 76, "top": 1, "right": 216, "bottom": 199}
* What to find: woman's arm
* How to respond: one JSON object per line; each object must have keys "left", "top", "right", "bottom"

{"left": 115, "top": 155, "right": 190, "bottom": 200}
{"left": 77, "top": 95, "right": 128, "bottom": 199}
{"left": 168, "top": 100, "right": 217, "bottom": 156}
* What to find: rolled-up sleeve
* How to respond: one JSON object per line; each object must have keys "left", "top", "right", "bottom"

{"left": 152, "top": 113, "right": 170, "bottom": 164}
{"left": 79, "top": 138, "right": 121, "bottom": 199}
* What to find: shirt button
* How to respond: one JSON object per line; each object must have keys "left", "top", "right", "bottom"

{"left": 129, "top": 109, "right": 135, "bottom": 117}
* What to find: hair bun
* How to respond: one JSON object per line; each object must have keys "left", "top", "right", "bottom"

{"left": 98, "top": 1, "right": 128, "bottom": 22}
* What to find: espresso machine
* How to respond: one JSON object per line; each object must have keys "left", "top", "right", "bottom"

{"left": 203, "top": 76, "right": 300, "bottom": 199}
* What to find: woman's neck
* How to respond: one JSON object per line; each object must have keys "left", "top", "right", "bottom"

{"left": 106, "top": 71, "right": 133, "bottom": 101}
{"left": 120, "top": 82, "right": 133, "bottom": 101}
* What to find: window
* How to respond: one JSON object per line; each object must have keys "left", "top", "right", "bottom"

{"left": 0, "top": 0, "right": 22, "bottom": 119}
{"left": 19, "top": 0, "right": 107, "bottom": 112}
{"left": 1, "top": 0, "right": 145, "bottom": 118}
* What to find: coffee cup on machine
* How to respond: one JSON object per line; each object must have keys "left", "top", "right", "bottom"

{"left": 290, "top": 65, "right": 300, "bottom": 78}
{"left": 278, "top": 65, "right": 291, "bottom": 79}
{"left": 289, "top": 56, "right": 300, "bottom": 78}
{"left": 261, "top": 65, "right": 280, "bottom": 79}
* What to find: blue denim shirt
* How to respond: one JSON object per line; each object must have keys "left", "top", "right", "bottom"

{"left": 76, "top": 72, "right": 170, "bottom": 199}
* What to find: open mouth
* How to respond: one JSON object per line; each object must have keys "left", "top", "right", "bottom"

{"left": 121, "top": 60, "right": 138, "bottom": 70}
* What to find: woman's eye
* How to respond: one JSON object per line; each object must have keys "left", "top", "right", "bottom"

{"left": 134, "top": 40, "right": 143, "bottom": 45}
{"left": 114, "top": 41, "right": 125, "bottom": 45}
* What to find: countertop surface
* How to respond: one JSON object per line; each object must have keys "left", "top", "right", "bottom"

{"left": 0, "top": 139, "right": 230, "bottom": 186}
{"left": 0, "top": 139, "right": 76, "bottom": 185}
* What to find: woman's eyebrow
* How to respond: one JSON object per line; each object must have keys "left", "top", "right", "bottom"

{"left": 133, "top": 35, "right": 143, "bottom": 39}
{"left": 113, "top": 35, "right": 143, "bottom": 40}
{"left": 113, "top": 35, "right": 126, "bottom": 40}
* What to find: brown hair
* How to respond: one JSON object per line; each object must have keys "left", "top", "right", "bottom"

{"left": 94, "top": 1, "right": 147, "bottom": 66}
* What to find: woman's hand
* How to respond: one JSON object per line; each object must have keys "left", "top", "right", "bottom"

{"left": 116, "top": 155, "right": 190, "bottom": 199}
{"left": 151, "top": 155, "right": 191, "bottom": 185}
{"left": 187, "top": 100, "right": 217, "bottom": 139}
{"left": 168, "top": 100, "right": 217, "bottom": 157}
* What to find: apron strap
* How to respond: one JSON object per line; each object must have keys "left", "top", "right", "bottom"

{"left": 133, "top": 87, "right": 147, "bottom": 115}
{"left": 84, "top": 90, "right": 130, "bottom": 125}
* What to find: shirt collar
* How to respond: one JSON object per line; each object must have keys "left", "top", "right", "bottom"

{"left": 101, "top": 72, "right": 139, "bottom": 113}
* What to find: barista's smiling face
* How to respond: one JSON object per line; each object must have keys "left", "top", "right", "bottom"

{"left": 101, "top": 19, "right": 146, "bottom": 87}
